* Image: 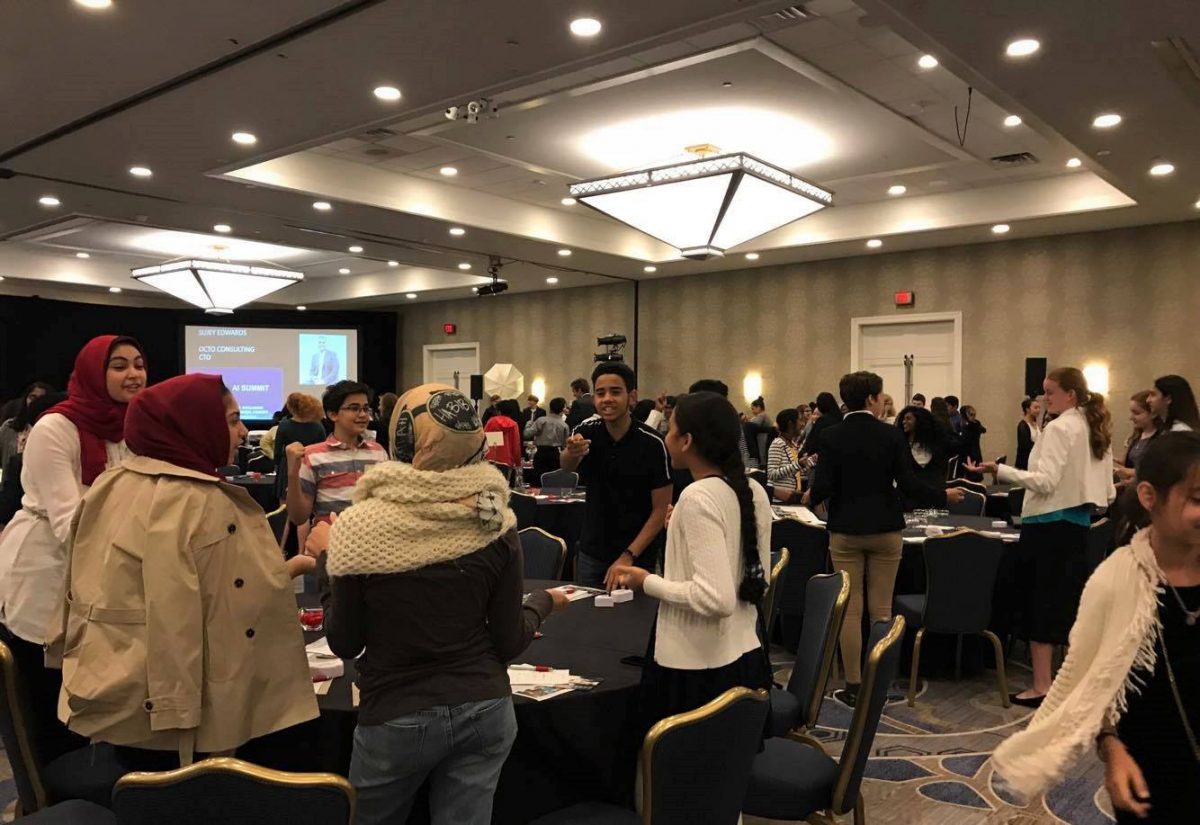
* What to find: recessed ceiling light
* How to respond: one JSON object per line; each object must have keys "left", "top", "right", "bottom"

{"left": 128, "top": 166, "right": 152, "bottom": 178}
{"left": 449, "top": 227, "right": 466, "bottom": 236}
{"left": 917, "top": 54, "right": 939, "bottom": 70}
{"left": 406, "top": 293, "right": 418, "bottom": 299}
{"left": 387, "top": 260, "right": 399, "bottom": 267}
{"left": 231, "top": 131, "right": 257, "bottom": 145}
{"left": 74, "top": 0, "right": 112, "bottom": 9}
{"left": 643, "top": 265, "right": 657, "bottom": 273}
{"left": 745, "top": 252, "right": 760, "bottom": 261}
{"left": 0, "top": 276, "right": 5, "bottom": 282}
{"left": 557, "top": 249, "right": 572, "bottom": 257}
{"left": 297, "top": 305, "right": 307, "bottom": 311}
{"left": 992, "top": 223, "right": 1011, "bottom": 234}
{"left": 1092, "top": 113, "right": 1122, "bottom": 129}
{"left": 887, "top": 184, "right": 907, "bottom": 196}
{"left": 108, "top": 287, "right": 122, "bottom": 293}
{"left": 866, "top": 239, "right": 883, "bottom": 248}
{"left": 1003, "top": 114, "right": 1022, "bottom": 127}
{"left": 458, "top": 263, "right": 472, "bottom": 270}
{"left": 76, "top": 252, "right": 90, "bottom": 259}
{"left": 313, "top": 201, "right": 332, "bottom": 211}
{"left": 561, "top": 198, "right": 577, "bottom": 206}
{"left": 373, "top": 86, "right": 402, "bottom": 101}
{"left": 1194, "top": 198, "right": 1200, "bottom": 209}
{"left": 1149, "top": 161, "right": 1175, "bottom": 176}
{"left": 471, "top": 287, "right": 479, "bottom": 293}
{"left": 338, "top": 268, "right": 350, "bottom": 275}
{"left": 213, "top": 224, "right": 232, "bottom": 233}
{"left": 569, "top": 18, "right": 602, "bottom": 37}
{"left": 348, "top": 245, "right": 363, "bottom": 253}
{"left": 38, "top": 196, "right": 60, "bottom": 207}
{"left": 440, "top": 166, "right": 458, "bottom": 177}
{"left": 546, "top": 277, "right": 559, "bottom": 284}
{"left": 1066, "top": 157, "right": 1083, "bottom": 168}
{"left": 1005, "top": 38, "right": 1040, "bottom": 57}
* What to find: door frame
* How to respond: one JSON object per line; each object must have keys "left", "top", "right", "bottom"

{"left": 849, "top": 311, "right": 962, "bottom": 397}
{"left": 422, "top": 342, "right": 480, "bottom": 386}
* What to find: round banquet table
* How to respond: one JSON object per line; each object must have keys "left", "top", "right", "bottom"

{"left": 531, "top": 493, "right": 586, "bottom": 579}
{"left": 227, "top": 473, "right": 278, "bottom": 512}
{"left": 301, "top": 580, "right": 658, "bottom": 822}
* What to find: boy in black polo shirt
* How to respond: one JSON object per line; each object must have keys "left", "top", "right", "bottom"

{"left": 560, "top": 363, "right": 672, "bottom": 589}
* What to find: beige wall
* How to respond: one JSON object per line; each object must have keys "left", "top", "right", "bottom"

{"left": 398, "top": 220, "right": 1200, "bottom": 460}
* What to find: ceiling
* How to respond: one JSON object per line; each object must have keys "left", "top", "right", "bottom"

{"left": 1, "top": 0, "right": 1197, "bottom": 311}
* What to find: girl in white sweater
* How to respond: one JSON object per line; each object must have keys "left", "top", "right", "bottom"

{"left": 612, "top": 390, "right": 772, "bottom": 726}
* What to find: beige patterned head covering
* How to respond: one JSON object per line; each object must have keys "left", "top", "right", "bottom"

{"left": 389, "top": 383, "right": 487, "bottom": 471}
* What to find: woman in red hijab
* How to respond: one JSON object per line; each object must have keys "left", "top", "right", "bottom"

{"left": 0, "top": 334, "right": 145, "bottom": 764}
{"left": 54, "top": 374, "right": 318, "bottom": 770}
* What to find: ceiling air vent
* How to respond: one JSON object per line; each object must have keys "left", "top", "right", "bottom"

{"left": 752, "top": 4, "right": 818, "bottom": 33}
{"left": 989, "top": 152, "right": 1039, "bottom": 168}
{"left": 356, "top": 127, "right": 399, "bottom": 143}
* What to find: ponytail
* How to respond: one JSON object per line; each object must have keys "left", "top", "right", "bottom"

{"left": 1047, "top": 367, "right": 1112, "bottom": 460}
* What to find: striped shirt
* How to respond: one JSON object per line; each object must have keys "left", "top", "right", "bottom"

{"left": 767, "top": 437, "right": 804, "bottom": 493}
{"left": 298, "top": 435, "right": 388, "bottom": 523}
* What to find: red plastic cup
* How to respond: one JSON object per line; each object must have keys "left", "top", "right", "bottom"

{"left": 299, "top": 607, "right": 324, "bottom": 632}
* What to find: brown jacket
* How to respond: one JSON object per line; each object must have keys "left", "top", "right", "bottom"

{"left": 53, "top": 456, "right": 317, "bottom": 755}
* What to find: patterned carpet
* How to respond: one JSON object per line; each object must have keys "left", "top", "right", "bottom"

{"left": 747, "top": 662, "right": 1115, "bottom": 825}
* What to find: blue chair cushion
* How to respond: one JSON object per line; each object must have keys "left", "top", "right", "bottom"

{"left": 43, "top": 744, "right": 127, "bottom": 808}
{"left": 743, "top": 737, "right": 839, "bottom": 820}
{"left": 527, "top": 801, "right": 639, "bottom": 824}
{"left": 767, "top": 686, "right": 802, "bottom": 737}
{"left": 893, "top": 594, "right": 926, "bottom": 629}
{"left": 19, "top": 800, "right": 116, "bottom": 824}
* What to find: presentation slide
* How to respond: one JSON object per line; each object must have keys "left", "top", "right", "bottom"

{"left": 184, "top": 326, "right": 359, "bottom": 420}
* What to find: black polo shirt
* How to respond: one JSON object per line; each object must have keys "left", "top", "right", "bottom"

{"left": 573, "top": 415, "right": 672, "bottom": 565}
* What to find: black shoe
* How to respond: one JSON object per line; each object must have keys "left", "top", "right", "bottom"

{"left": 833, "top": 688, "right": 858, "bottom": 709}
{"left": 1009, "top": 692, "right": 1045, "bottom": 708}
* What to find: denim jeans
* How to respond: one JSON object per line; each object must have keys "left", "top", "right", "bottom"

{"left": 349, "top": 697, "right": 517, "bottom": 825}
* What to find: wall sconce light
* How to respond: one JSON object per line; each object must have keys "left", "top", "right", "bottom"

{"left": 1083, "top": 363, "right": 1110, "bottom": 396}
{"left": 531, "top": 378, "right": 547, "bottom": 402}
{"left": 743, "top": 372, "right": 763, "bottom": 404}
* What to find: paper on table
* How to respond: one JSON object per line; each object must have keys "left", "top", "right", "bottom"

{"left": 309, "top": 656, "right": 343, "bottom": 681}
{"left": 313, "top": 680, "right": 332, "bottom": 696}
{"left": 550, "top": 585, "right": 604, "bottom": 603}
{"left": 352, "top": 683, "right": 360, "bottom": 708}
{"left": 512, "top": 684, "right": 576, "bottom": 702}
{"left": 508, "top": 665, "right": 572, "bottom": 686}
{"left": 774, "top": 505, "right": 825, "bottom": 526}
{"left": 306, "top": 638, "right": 335, "bottom": 658}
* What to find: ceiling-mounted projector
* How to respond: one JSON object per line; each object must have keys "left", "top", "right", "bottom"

{"left": 476, "top": 280, "right": 508, "bottom": 297}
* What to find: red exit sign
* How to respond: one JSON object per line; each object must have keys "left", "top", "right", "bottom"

{"left": 894, "top": 291, "right": 915, "bottom": 307}
{"left": 443, "top": 323, "right": 457, "bottom": 335}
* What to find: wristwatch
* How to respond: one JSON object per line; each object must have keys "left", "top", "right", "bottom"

{"left": 622, "top": 548, "right": 638, "bottom": 561}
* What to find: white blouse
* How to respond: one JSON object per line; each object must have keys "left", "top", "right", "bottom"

{"left": 997, "top": 407, "right": 1115, "bottom": 518}
{"left": 0, "top": 413, "right": 130, "bottom": 643}
{"left": 642, "top": 477, "right": 772, "bottom": 670}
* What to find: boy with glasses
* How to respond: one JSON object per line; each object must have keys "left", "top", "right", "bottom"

{"left": 287, "top": 380, "right": 387, "bottom": 526}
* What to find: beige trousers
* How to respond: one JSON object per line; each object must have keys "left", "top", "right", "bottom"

{"left": 829, "top": 532, "right": 904, "bottom": 685}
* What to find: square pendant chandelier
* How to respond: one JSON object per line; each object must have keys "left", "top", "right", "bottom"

{"left": 568, "top": 151, "right": 833, "bottom": 259}
{"left": 131, "top": 259, "right": 303, "bottom": 314}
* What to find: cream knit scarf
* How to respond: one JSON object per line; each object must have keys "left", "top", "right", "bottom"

{"left": 325, "top": 460, "right": 516, "bottom": 576}
{"left": 991, "top": 528, "right": 1163, "bottom": 798}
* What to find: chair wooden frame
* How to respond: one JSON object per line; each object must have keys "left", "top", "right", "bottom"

{"left": 0, "top": 639, "right": 50, "bottom": 814}
{"left": 265, "top": 504, "right": 289, "bottom": 550}
{"left": 946, "top": 478, "right": 988, "bottom": 496}
{"left": 764, "top": 548, "right": 790, "bottom": 638}
{"left": 539, "top": 469, "right": 579, "bottom": 489}
{"left": 641, "top": 687, "right": 769, "bottom": 825}
{"left": 905, "top": 530, "right": 1009, "bottom": 709}
{"left": 113, "top": 757, "right": 355, "bottom": 824}
{"left": 947, "top": 488, "right": 987, "bottom": 516}
{"left": 796, "top": 570, "right": 850, "bottom": 734}
{"left": 518, "top": 526, "right": 567, "bottom": 580}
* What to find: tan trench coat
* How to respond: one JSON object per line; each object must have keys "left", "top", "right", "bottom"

{"left": 52, "top": 456, "right": 317, "bottom": 756}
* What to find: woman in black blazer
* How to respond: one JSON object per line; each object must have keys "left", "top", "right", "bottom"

{"left": 1016, "top": 397, "right": 1042, "bottom": 470}
{"left": 896, "top": 406, "right": 950, "bottom": 504}
{"left": 799, "top": 391, "right": 843, "bottom": 458}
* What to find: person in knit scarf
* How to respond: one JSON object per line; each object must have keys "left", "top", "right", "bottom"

{"left": 306, "top": 383, "right": 568, "bottom": 825}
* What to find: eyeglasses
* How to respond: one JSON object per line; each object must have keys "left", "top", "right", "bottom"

{"left": 339, "top": 404, "right": 370, "bottom": 415}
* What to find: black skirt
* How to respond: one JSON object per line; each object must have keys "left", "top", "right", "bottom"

{"left": 1014, "top": 520, "right": 1089, "bottom": 645}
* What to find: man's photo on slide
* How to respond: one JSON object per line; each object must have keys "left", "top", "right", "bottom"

{"left": 300, "top": 333, "right": 345, "bottom": 385}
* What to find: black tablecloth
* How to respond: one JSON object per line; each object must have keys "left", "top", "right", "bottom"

{"left": 531, "top": 497, "right": 585, "bottom": 580}
{"left": 228, "top": 474, "right": 278, "bottom": 512}
{"left": 301, "top": 581, "right": 657, "bottom": 822}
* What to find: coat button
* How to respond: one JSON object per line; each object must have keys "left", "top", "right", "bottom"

{"left": 144, "top": 700, "right": 154, "bottom": 711}
{"left": 234, "top": 578, "right": 244, "bottom": 588}
{"left": 245, "top": 628, "right": 255, "bottom": 638}
{"left": 227, "top": 523, "right": 237, "bottom": 534}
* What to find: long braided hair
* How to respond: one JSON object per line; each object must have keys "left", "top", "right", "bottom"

{"left": 672, "top": 391, "right": 767, "bottom": 604}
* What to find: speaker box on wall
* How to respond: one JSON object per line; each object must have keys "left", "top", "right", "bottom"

{"left": 1025, "top": 357, "right": 1048, "bottom": 398}
{"left": 469, "top": 374, "right": 484, "bottom": 400}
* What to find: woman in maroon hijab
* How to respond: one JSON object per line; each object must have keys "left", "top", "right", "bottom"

{"left": 0, "top": 334, "right": 145, "bottom": 763}
{"left": 55, "top": 374, "right": 318, "bottom": 769}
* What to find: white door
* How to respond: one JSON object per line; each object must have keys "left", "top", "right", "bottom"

{"left": 423, "top": 344, "right": 480, "bottom": 392}
{"left": 853, "top": 315, "right": 960, "bottom": 405}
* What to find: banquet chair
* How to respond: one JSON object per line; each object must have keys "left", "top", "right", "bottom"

{"left": 946, "top": 478, "right": 988, "bottom": 496}
{"left": 744, "top": 617, "right": 906, "bottom": 825}
{"left": 945, "top": 455, "right": 960, "bottom": 480}
{"left": 528, "top": 687, "right": 770, "bottom": 825}
{"left": 0, "top": 639, "right": 128, "bottom": 814}
{"left": 112, "top": 757, "right": 355, "bottom": 825}
{"left": 12, "top": 800, "right": 115, "bottom": 824}
{"left": 1085, "top": 517, "right": 1115, "bottom": 574}
{"left": 510, "top": 490, "right": 538, "bottom": 529}
{"left": 764, "top": 548, "right": 791, "bottom": 638}
{"left": 945, "top": 488, "right": 986, "bottom": 516}
{"left": 771, "top": 520, "right": 831, "bottom": 651}
{"left": 520, "top": 527, "right": 568, "bottom": 580}
{"left": 893, "top": 530, "right": 1009, "bottom": 707}
{"left": 540, "top": 469, "right": 579, "bottom": 490}
{"left": 266, "top": 505, "right": 289, "bottom": 548}
{"left": 767, "top": 571, "right": 849, "bottom": 738}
